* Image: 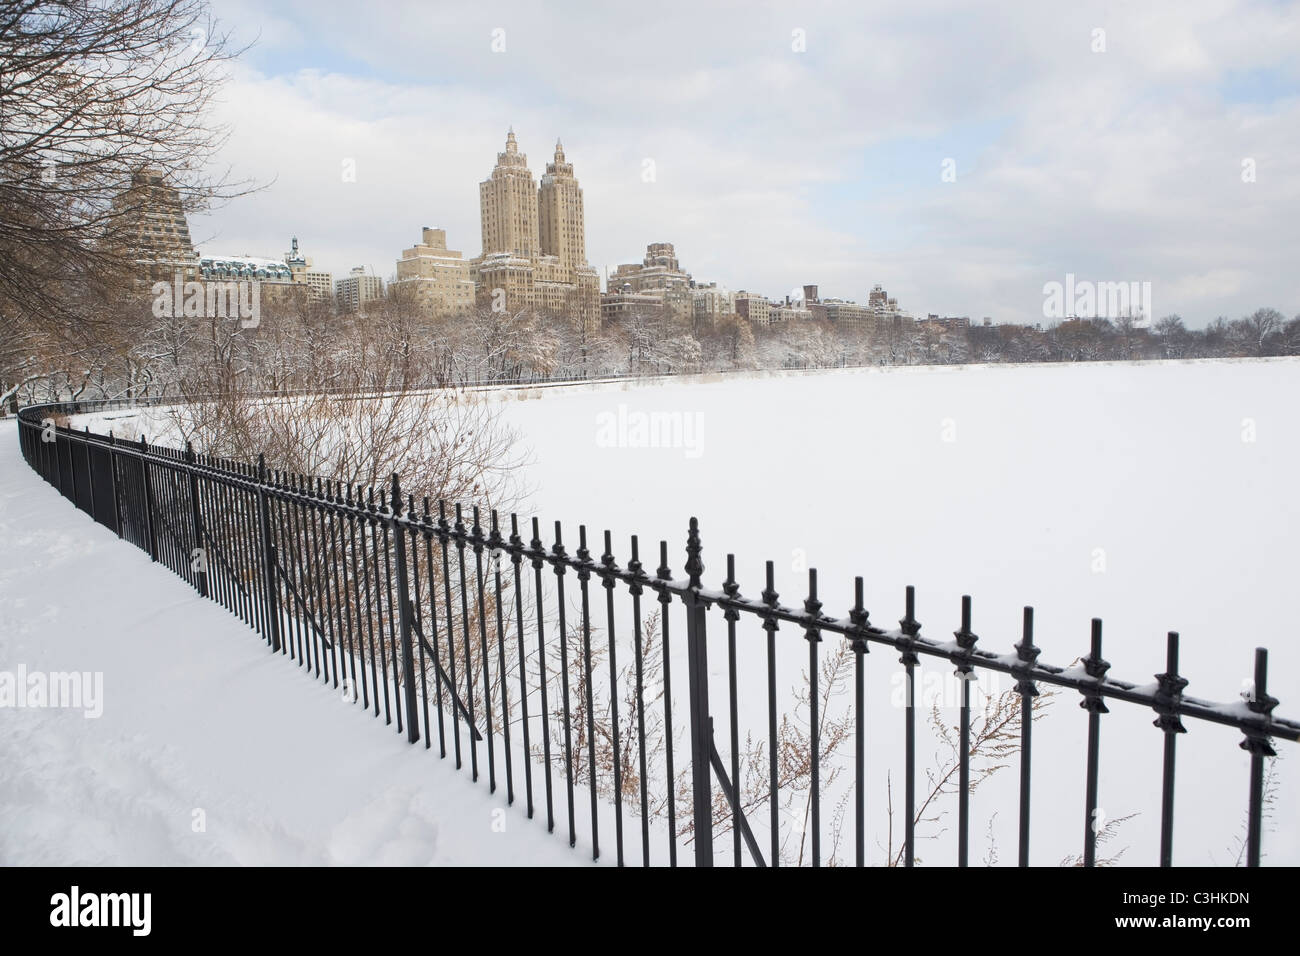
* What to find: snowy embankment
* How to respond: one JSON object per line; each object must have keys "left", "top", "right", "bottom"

{"left": 52, "top": 357, "right": 1300, "bottom": 865}
{"left": 0, "top": 421, "right": 585, "bottom": 866}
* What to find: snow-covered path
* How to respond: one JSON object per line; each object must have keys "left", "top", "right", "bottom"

{"left": 0, "top": 420, "right": 584, "bottom": 866}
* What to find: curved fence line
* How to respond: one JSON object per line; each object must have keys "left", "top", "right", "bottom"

{"left": 14, "top": 398, "right": 1298, "bottom": 867}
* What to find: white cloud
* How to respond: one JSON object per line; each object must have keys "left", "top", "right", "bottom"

{"left": 194, "top": 0, "right": 1300, "bottom": 324}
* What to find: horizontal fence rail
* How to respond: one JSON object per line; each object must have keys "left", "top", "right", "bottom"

{"left": 14, "top": 398, "right": 1300, "bottom": 867}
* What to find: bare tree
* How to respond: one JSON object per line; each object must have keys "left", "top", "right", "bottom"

{"left": 1234, "top": 307, "right": 1284, "bottom": 357}
{"left": 1278, "top": 316, "right": 1300, "bottom": 356}
{"left": 1154, "top": 314, "right": 1186, "bottom": 358}
{"left": 0, "top": 0, "right": 250, "bottom": 403}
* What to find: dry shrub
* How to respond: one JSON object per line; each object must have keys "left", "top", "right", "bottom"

{"left": 163, "top": 384, "right": 526, "bottom": 514}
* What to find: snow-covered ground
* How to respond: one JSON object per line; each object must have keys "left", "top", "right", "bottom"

{"left": 23, "top": 357, "right": 1300, "bottom": 865}
{"left": 0, "top": 420, "right": 586, "bottom": 866}
{"left": 490, "top": 358, "right": 1300, "bottom": 866}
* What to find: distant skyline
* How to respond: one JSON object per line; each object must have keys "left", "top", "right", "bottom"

{"left": 191, "top": 0, "right": 1300, "bottom": 326}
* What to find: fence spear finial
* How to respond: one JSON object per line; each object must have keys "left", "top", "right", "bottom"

{"left": 685, "top": 516, "right": 703, "bottom": 589}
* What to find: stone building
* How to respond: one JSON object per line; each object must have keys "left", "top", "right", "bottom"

{"left": 473, "top": 130, "right": 600, "bottom": 329}
{"left": 111, "top": 168, "right": 198, "bottom": 283}
{"left": 691, "top": 282, "right": 735, "bottom": 327}
{"left": 600, "top": 285, "right": 666, "bottom": 324}
{"left": 734, "top": 291, "right": 772, "bottom": 326}
{"left": 335, "top": 267, "right": 384, "bottom": 314}
{"left": 392, "top": 227, "right": 475, "bottom": 317}
{"left": 605, "top": 241, "right": 694, "bottom": 322}
{"left": 283, "top": 236, "right": 334, "bottom": 303}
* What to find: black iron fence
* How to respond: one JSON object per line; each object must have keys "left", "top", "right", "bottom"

{"left": 15, "top": 399, "right": 1300, "bottom": 867}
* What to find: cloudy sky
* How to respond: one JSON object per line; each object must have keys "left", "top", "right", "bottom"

{"left": 192, "top": 0, "right": 1299, "bottom": 326}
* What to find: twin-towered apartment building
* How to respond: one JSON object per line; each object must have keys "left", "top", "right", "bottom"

{"left": 393, "top": 129, "right": 600, "bottom": 327}
{"left": 393, "top": 132, "right": 808, "bottom": 330}
{"left": 395, "top": 130, "right": 914, "bottom": 333}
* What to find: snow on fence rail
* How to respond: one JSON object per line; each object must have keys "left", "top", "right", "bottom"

{"left": 15, "top": 398, "right": 1300, "bottom": 867}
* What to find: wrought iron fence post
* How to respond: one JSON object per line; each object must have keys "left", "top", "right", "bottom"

{"left": 1241, "top": 647, "right": 1278, "bottom": 867}
{"left": 185, "top": 441, "right": 208, "bottom": 598}
{"left": 803, "top": 568, "right": 824, "bottom": 868}
{"left": 42, "top": 421, "right": 61, "bottom": 494}
{"left": 83, "top": 427, "right": 96, "bottom": 521}
{"left": 390, "top": 475, "right": 420, "bottom": 745}
{"left": 66, "top": 427, "right": 77, "bottom": 503}
{"left": 683, "top": 517, "right": 713, "bottom": 867}
{"left": 1080, "top": 618, "right": 1110, "bottom": 868}
{"left": 1153, "top": 631, "right": 1188, "bottom": 867}
{"left": 108, "top": 432, "right": 123, "bottom": 538}
{"left": 257, "top": 454, "right": 282, "bottom": 652}
{"left": 52, "top": 424, "right": 63, "bottom": 494}
{"left": 899, "top": 586, "right": 922, "bottom": 868}
{"left": 1014, "top": 606, "right": 1040, "bottom": 867}
{"left": 139, "top": 435, "right": 157, "bottom": 562}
